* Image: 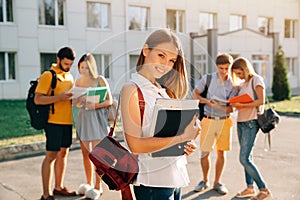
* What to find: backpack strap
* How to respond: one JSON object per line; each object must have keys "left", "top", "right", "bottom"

{"left": 206, "top": 74, "right": 212, "bottom": 90}
{"left": 136, "top": 86, "right": 145, "bottom": 125}
{"left": 202, "top": 73, "right": 212, "bottom": 98}
{"left": 120, "top": 84, "right": 144, "bottom": 199}
{"left": 251, "top": 77, "right": 271, "bottom": 151}
{"left": 49, "top": 69, "right": 57, "bottom": 114}
{"left": 108, "top": 83, "right": 145, "bottom": 137}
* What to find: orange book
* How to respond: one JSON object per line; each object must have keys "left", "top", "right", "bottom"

{"left": 229, "top": 94, "right": 253, "bottom": 110}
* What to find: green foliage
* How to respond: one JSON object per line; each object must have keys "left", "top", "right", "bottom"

{"left": 270, "top": 95, "right": 300, "bottom": 114}
{"left": 272, "top": 45, "right": 291, "bottom": 100}
{"left": 0, "top": 100, "right": 43, "bottom": 139}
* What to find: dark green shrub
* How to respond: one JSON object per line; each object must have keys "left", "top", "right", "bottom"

{"left": 272, "top": 45, "right": 291, "bottom": 100}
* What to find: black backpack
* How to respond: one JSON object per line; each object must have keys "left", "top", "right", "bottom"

{"left": 198, "top": 74, "right": 212, "bottom": 120}
{"left": 26, "top": 70, "right": 57, "bottom": 130}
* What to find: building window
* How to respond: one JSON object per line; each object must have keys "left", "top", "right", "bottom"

{"left": 252, "top": 54, "right": 269, "bottom": 79}
{"left": 284, "top": 19, "right": 297, "bottom": 38}
{"left": 39, "top": 0, "right": 64, "bottom": 26}
{"left": 194, "top": 54, "right": 207, "bottom": 81}
{"left": 128, "top": 6, "right": 148, "bottom": 31}
{"left": 258, "top": 17, "right": 273, "bottom": 35}
{"left": 87, "top": 2, "right": 110, "bottom": 29}
{"left": 0, "top": 0, "right": 13, "bottom": 22}
{"left": 94, "top": 54, "right": 111, "bottom": 79}
{"left": 199, "top": 12, "right": 216, "bottom": 34}
{"left": 167, "top": 9, "right": 184, "bottom": 32}
{"left": 286, "top": 57, "right": 297, "bottom": 77}
{"left": 129, "top": 55, "right": 139, "bottom": 77}
{"left": 0, "top": 52, "right": 15, "bottom": 81}
{"left": 40, "top": 53, "right": 56, "bottom": 73}
{"left": 230, "top": 14, "right": 245, "bottom": 31}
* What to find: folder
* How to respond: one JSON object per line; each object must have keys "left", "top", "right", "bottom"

{"left": 229, "top": 93, "right": 253, "bottom": 110}
{"left": 86, "top": 87, "right": 108, "bottom": 103}
{"left": 149, "top": 99, "right": 199, "bottom": 157}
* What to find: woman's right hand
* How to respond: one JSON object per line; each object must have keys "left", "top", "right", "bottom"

{"left": 72, "top": 96, "right": 86, "bottom": 108}
{"left": 181, "top": 115, "right": 201, "bottom": 141}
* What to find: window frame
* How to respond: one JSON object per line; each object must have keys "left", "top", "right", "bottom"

{"left": 229, "top": 14, "right": 245, "bottom": 31}
{"left": 199, "top": 12, "right": 217, "bottom": 34}
{"left": 284, "top": 19, "right": 297, "bottom": 38}
{"left": 0, "top": 0, "right": 13, "bottom": 23}
{"left": 166, "top": 9, "right": 184, "bottom": 32}
{"left": 40, "top": 53, "right": 56, "bottom": 73}
{"left": 86, "top": 1, "right": 111, "bottom": 29}
{"left": 127, "top": 5, "right": 149, "bottom": 31}
{"left": 194, "top": 54, "right": 207, "bottom": 80}
{"left": 129, "top": 54, "right": 139, "bottom": 78}
{"left": 0, "top": 51, "right": 16, "bottom": 81}
{"left": 286, "top": 57, "right": 298, "bottom": 77}
{"left": 258, "top": 16, "right": 273, "bottom": 35}
{"left": 251, "top": 54, "right": 270, "bottom": 79}
{"left": 94, "top": 54, "right": 112, "bottom": 79}
{"left": 38, "top": 0, "right": 65, "bottom": 26}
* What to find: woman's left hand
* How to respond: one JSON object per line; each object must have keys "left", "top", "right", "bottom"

{"left": 184, "top": 140, "right": 197, "bottom": 156}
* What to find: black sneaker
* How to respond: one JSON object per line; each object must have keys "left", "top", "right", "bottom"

{"left": 53, "top": 187, "right": 76, "bottom": 196}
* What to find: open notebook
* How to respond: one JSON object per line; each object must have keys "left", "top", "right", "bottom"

{"left": 149, "top": 99, "right": 199, "bottom": 157}
{"left": 69, "top": 86, "right": 108, "bottom": 103}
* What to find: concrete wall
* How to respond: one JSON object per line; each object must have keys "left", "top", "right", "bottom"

{"left": 0, "top": 0, "right": 299, "bottom": 99}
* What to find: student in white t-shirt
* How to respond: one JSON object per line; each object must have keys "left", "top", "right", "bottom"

{"left": 231, "top": 57, "right": 271, "bottom": 200}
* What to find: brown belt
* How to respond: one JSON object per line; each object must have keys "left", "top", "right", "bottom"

{"left": 204, "top": 115, "right": 229, "bottom": 120}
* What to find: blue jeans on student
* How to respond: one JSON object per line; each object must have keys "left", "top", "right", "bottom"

{"left": 237, "top": 120, "right": 266, "bottom": 189}
{"left": 133, "top": 185, "right": 181, "bottom": 200}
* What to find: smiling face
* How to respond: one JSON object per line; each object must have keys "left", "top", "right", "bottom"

{"left": 141, "top": 42, "right": 178, "bottom": 82}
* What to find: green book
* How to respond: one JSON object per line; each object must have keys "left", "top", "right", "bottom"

{"left": 86, "top": 86, "right": 108, "bottom": 103}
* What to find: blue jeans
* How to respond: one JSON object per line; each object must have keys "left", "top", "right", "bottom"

{"left": 133, "top": 185, "right": 182, "bottom": 200}
{"left": 237, "top": 120, "right": 266, "bottom": 189}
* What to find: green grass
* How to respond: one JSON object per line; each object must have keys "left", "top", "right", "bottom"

{"left": 269, "top": 95, "right": 300, "bottom": 114}
{"left": 0, "top": 100, "right": 43, "bottom": 139}
{"left": 0, "top": 96, "right": 299, "bottom": 146}
{"left": 0, "top": 99, "right": 122, "bottom": 146}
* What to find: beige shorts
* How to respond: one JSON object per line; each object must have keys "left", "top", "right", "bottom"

{"left": 200, "top": 117, "right": 233, "bottom": 152}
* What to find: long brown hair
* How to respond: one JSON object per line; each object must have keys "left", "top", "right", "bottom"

{"left": 136, "top": 29, "right": 188, "bottom": 99}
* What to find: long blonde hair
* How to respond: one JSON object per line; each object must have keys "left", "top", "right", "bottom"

{"left": 136, "top": 29, "right": 188, "bottom": 99}
{"left": 231, "top": 57, "right": 257, "bottom": 85}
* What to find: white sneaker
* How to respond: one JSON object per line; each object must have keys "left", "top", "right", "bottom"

{"left": 194, "top": 180, "right": 210, "bottom": 192}
{"left": 85, "top": 188, "right": 101, "bottom": 200}
{"left": 213, "top": 183, "right": 228, "bottom": 195}
{"left": 78, "top": 183, "right": 92, "bottom": 195}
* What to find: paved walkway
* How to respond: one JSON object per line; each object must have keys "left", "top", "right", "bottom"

{"left": 0, "top": 115, "right": 300, "bottom": 200}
